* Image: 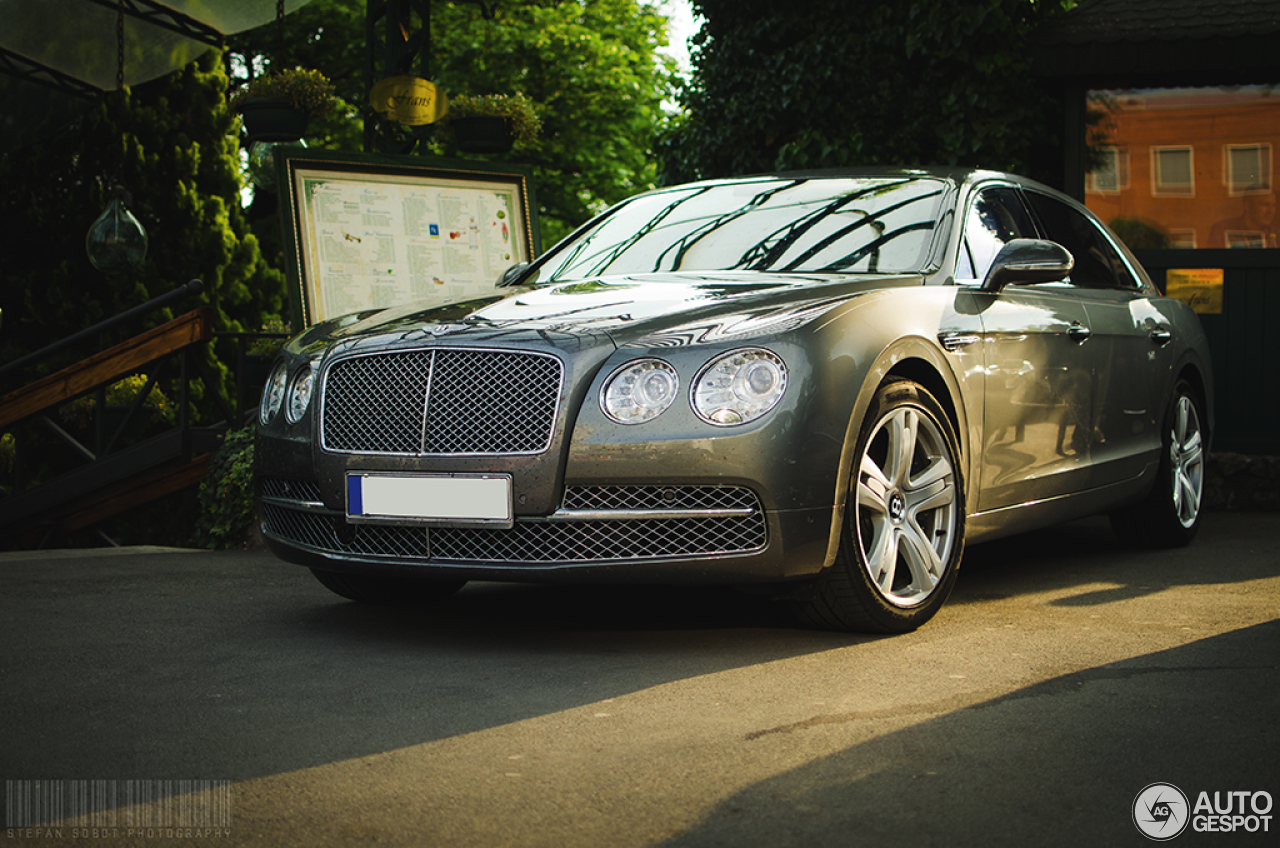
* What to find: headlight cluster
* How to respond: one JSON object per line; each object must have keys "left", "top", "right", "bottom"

{"left": 260, "top": 361, "right": 318, "bottom": 425}
{"left": 601, "top": 359, "right": 680, "bottom": 424}
{"left": 600, "top": 347, "right": 787, "bottom": 427}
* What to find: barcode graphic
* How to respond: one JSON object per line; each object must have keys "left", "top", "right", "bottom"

{"left": 5, "top": 780, "right": 231, "bottom": 829}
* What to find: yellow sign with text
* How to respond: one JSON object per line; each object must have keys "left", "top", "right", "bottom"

{"left": 1165, "top": 268, "right": 1223, "bottom": 314}
{"left": 369, "top": 77, "right": 449, "bottom": 126}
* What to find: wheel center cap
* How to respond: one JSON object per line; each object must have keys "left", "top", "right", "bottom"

{"left": 888, "top": 492, "right": 906, "bottom": 524}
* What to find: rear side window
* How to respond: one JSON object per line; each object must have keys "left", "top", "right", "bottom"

{"left": 1026, "top": 191, "right": 1137, "bottom": 289}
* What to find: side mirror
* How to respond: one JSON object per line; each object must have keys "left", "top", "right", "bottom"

{"left": 981, "top": 239, "right": 1073, "bottom": 292}
{"left": 496, "top": 262, "right": 532, "bottom": 288}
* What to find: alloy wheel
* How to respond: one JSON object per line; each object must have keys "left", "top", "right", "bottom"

{"left": 854, "top": 404, "right": 959, "bottom": 607}
{"left": 1170, "top": 394, "right": 1204, "bottom": 529}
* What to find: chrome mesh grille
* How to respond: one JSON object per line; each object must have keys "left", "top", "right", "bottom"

{"left": 321, "top": 348, "right": 562, "bottom": 455}
{"left": 262, "top": 503, "right": 430, "bottom": 558}
{"left": 261, "top": 485, "right": 766, "bottom": 563}
{"left": 430, "top": 515, "right": 766, "bottom": 562}
{"left": 562, "top": 485, "right": 759, "bottom": 512}
{"left": 260, "top": 478, "right": 323, "bottom": 502}
{"left": 324, "top": 351, "right": 432, "bottom": 454}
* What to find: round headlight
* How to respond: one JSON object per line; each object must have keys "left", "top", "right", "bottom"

{"left": 692, "top": 348, "right": 788, "bottom": 426}
{"left": 285, "top": 363, "right": 317, "bottom": 424}
{"left": 601, "top": 359, "right": 680, "bottom": 424}
{"left": 260, "top": 361, "right": 288, "bottom": 424}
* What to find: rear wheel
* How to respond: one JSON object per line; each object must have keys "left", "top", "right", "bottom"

{"left": 1110, "top": 380, "right": 1205, "bottom": 548}
{"left": 310, "top": 569, "right": 466, "bottom": 605}
{"left": 792, "top": 379, "right": 964, "bottom": 633}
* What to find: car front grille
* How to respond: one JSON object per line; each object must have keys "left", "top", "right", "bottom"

{"left": 259, "top": 478, "right": 323, "bottom": 502}
{"left": 561, "top": 485, "right": 761, "bottom": 513}
{"left": 320, "top": 348, "right": 563, "bottom": 455}
{"left": 260, "top": 483, "right": 767, "bottom": 564}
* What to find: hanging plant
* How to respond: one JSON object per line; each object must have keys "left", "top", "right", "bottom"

{"left": 439, "top": 92, "right": 541, "bottom": 154}
{"left": 230, "top": 68, "right": 337, "bottom": 142}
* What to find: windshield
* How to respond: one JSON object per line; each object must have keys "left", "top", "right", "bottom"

{"left": 536, "top": 176, "right": 947, "bottom": 282}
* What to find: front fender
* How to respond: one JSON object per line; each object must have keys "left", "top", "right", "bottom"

{"left": 808, "top": 288, "right": 980, "bottom": 571}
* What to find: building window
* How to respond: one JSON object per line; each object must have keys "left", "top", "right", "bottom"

{"left": 1225, "top": 144, "right": 1272, "bottom": 194}
{"left": 1152, "top": 147, "right": 1195, "bottom": 196}
{"left": 1169, "top": 229, "right": 1197, "bottom": 249}
{"left": 1087, "top": 148, "right": 1129, "bottom": 193}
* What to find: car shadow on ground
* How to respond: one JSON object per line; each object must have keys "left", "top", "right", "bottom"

{"left": 654, "top": 618, "right": 1280, "bottom": 848}
{"left": 950, "top": 511, "right": 1276, "bottom": 609}
{"left": 2, "top": 512, "right": 1270, "bottom": 796}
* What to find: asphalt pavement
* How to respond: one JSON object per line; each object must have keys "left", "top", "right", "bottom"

{"left": 1, "top": 511, "right": 1278, "bottom": 847}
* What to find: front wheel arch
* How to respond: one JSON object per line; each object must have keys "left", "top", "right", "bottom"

{"left": 793, "top": 377, "right": 966, "bottom": 632}
{"left": 822, "top": 349, "right": 972, "bottom": 574}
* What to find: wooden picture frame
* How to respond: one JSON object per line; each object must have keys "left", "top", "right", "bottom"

{"left": 276, "top": 149, "right": 538, "bottom": 331}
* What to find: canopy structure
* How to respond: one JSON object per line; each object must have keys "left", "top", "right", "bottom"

{"left": 0, "top": 0, "right": 313, "bottom": 151}
{"left": 1033, "top": 0, "right": 1280, "bottom": 89}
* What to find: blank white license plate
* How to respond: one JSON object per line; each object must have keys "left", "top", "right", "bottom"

{"left": 346, "top": 473, "right": 513, "bottom": 527}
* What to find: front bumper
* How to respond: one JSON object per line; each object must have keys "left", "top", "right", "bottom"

{"left": 258, "top": 473, "right": 832, "bottom": 584}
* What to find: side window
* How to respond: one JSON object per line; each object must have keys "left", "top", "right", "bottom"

{"left": 957, "top": 187, "right": 1037, "bottom": 283}
{"left": 1025, "top": 191, "right": 1137, "bottom": 289}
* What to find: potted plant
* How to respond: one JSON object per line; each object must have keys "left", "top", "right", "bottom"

{"left": 230, "top": 68, "right": 336, "bottom": 143}
{"left": 440, "top": 92, "right": 541, "bottom": 154}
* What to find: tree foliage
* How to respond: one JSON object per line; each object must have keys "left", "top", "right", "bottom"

{"left": 227, "top": 0, "right": 678, "bottom": 247}
{"left": 660, "top": 0, "right": 1075, "bottom": 185}
{"left": 0, "top": 52, "right": 286, "bottom": 388}
{"left": 428, "top": 0, "right": 677, "bottom": 245}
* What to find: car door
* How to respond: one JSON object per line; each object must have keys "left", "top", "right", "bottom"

{"left": 1023, "top": 189, "right": 1172, "bottom": 487}
{"left": 955, "top": 185, "right": 1096, "bottom": 512}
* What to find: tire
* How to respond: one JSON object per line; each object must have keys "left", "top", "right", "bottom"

{"left": 792, "top": 379, "right": 965, "bottom": 633}
{"left": 1109, "top": 380, "right": 1206, "bottom": 548}
{"left": 310, "top": 569, "right": 466, "bottom": 605}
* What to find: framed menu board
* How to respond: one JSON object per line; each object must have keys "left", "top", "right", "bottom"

{"left": 276, "top": 149, "right": 539, "bottom": 330}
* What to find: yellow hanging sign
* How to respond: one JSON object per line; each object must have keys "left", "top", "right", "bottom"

{"left": 1165, "top": 268, "right": 1224, "bottom": 314}
{"left": 369, "top": 77, "right": 449, "bottom": 126}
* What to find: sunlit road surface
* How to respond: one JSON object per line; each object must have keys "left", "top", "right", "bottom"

{"left": 2, "top": 512, "right": 1277, "bottom": 847}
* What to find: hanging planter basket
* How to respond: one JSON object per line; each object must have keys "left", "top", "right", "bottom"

{"left": 452, "top": 115, "right": 515, "bottom": 154}
{"left": 237, "top": 97, "right": 309, "bottom": 143}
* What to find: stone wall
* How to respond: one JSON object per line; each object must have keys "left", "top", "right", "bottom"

{"left": 1205, "top": 452, "right": 1280, "bottom": 511}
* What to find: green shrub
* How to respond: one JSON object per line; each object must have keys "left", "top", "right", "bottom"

{"left": 58, "top": 374, "right": 177, "bottom": 430}
{"left": 1110, "top": 217, "right": 1173, "bottom": 250}
{"left": 194, "top": 423, "right": 257, "bottom": 549}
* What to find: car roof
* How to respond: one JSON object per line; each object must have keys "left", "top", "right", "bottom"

{"left": 665, "top": 166, "right": 1061, "bottom": 198}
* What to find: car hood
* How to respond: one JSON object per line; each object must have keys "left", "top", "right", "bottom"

{"left": 295, "top": 272, "right": 923, "bottom": 356}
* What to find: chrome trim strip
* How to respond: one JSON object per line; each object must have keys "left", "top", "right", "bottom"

{"left": 260, "top": 496, "right": 333, "bottom": 514}
{"left": 262, "top": 499, "right": 756, "bottom": 523}
{"left": 544, "top": 508, "right": 757, "bottom": 522}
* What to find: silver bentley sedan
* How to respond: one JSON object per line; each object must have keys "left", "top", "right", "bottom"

{"left": 256, "top": 168, "right": 1213, "bottom": 632}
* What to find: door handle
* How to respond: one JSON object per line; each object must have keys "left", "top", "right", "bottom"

{"left": 1150, "top": 327, "right": 1173, "bottom": 345}
{"left": 1067, "top": 322, "right": 1091, "bottom": 343}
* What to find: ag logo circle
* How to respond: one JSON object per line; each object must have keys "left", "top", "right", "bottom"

{"left": 1133, "top": 783, "right": 1190, "bottom": 840}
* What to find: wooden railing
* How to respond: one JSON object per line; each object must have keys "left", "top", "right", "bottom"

{"left": 0, "top": 284, "right": 239, "bottom": 548}
{"left": 0, "top": 308, "right": 213, "bottom": 429}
